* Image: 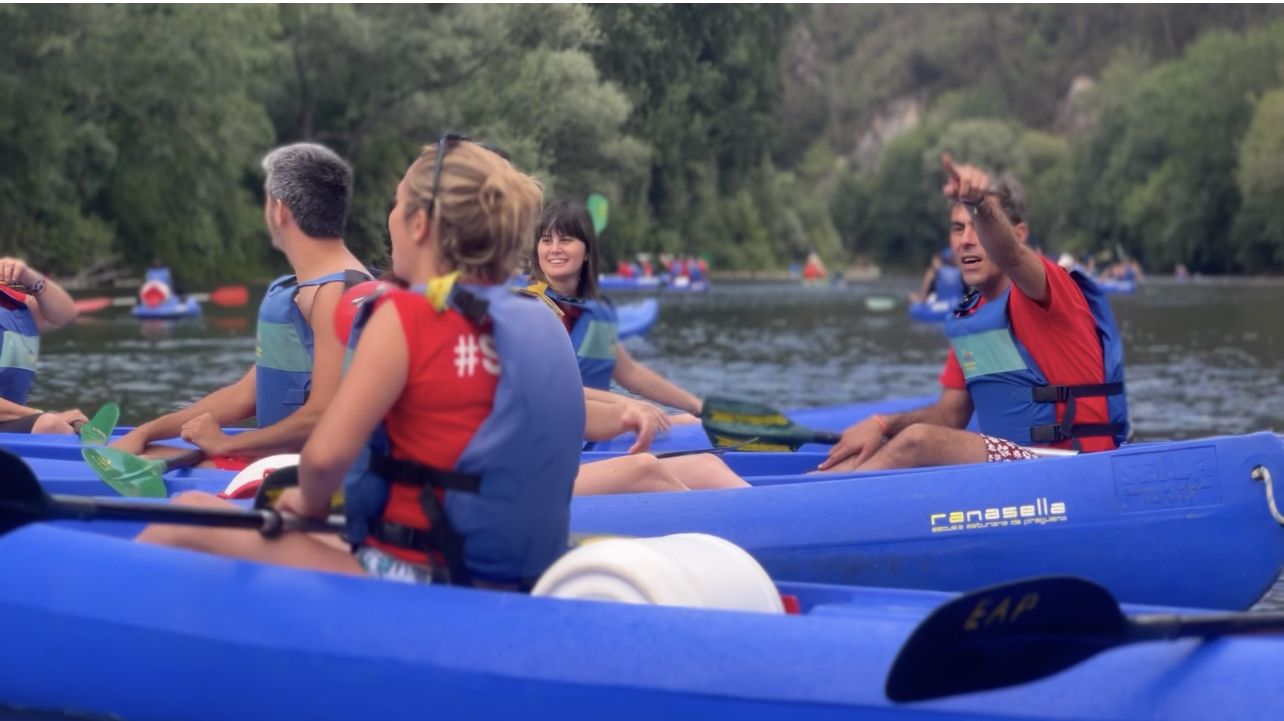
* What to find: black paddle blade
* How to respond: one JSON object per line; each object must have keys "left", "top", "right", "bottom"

{"left": 701, "top": 396, "right": 814, "bottom": 451}
{"left": 885, "top": 576, "right": 1128, "bottom": 702}
{"left": 0, "top": 449, "right": 51, "bottom": 536}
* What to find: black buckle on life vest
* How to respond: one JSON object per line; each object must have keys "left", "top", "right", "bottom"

{"left": 1031, "top": 382, "right": 1124, "bottom": 403}
{"left": 1030, "top": 422, "right": 1127, "bottom": 444}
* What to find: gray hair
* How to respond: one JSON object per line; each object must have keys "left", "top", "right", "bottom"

{"left": 261, "top": 143, "right": 353, "bottom": 239}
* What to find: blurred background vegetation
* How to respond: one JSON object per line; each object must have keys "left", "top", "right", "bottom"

{"left": 2, "top": 4, "right": 1282, "bottom": 282}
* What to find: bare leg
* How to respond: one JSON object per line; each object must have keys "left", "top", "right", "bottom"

{"left": 659, "top": 454, "right": 750, "bottom": 490}
{"left": 857, "top": 423, "right": 988, "bottom": 471}
{"left": 574, "top": 455, "right": 690, "bottom": 495}
{"left": 135, "top": 491, "right": 363, "bottom": 575}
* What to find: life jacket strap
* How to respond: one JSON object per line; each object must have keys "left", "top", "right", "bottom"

{"left": 1029, "top": 422, "right": 1128, "bottom": 444}
{"left": 368, "top": 454, "right": 481, "bottom": 493}
{"left": 366, "top": 452, "right": 481, "bottom": 587}
{"left": 1031, "top": 382, "right": 1124, "bottom": 403}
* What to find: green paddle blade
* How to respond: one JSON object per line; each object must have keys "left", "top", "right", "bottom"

{"left": 700, "top": 396, "right": 819, "bottom": 452}
{"left": 79, "top": 403, "right": 120, "bottom": 446}
{"left": 586, "top": 193, "right": 609, "bottom": 235}
{"left": 81, "top": 447, "right": 168, "bottom": 499}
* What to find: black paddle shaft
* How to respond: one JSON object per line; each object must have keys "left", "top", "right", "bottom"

{"left": 46, "top": 495, "right": 344, "bottom": 535}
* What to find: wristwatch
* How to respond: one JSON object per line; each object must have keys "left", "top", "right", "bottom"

{"left": 28, "top": 276, "right": 46, "bottom": 296}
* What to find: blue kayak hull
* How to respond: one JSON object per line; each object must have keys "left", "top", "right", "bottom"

{"left": 131, "top": 296, "right": 202, "bottom": 319}
{"left": 574, "top": 432, "right": 1284, "bottom": 610}
{"left": 10, "top": 431, "right": 1284, "bottom": 610}
{"left": 909, "top": 298, "right": 954, "bottom": 322}
{"left": 0, "top": 522, "right": 1281, "bottom": 721}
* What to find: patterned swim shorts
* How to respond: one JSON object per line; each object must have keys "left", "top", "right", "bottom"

{"left": 355, "top": 546, "right": 437, "bottom": 585}
{"left": 982, "top": 435, "right": 1040, "bottom": 463}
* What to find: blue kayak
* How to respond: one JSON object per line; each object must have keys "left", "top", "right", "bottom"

{"left": 908, "top": 297, "right": 957, "bottom": 322}
{"left": 1, "top": 520, "right": 1281, "bottom": 721}
{"left": 1097, "top": 277, "right": 1137, "bottom": 294}
{"left": 576, "top": 432, "right": 1284, "bottom": 611}
{"left": 11, "top": 430, "right": 1284, "bottom": 610}
{"left": 616, "top": 298, "right": 659, "bottom": 339}
{"left": 131, "top": 295, "right": 202, "bottom": 319}
{"left": 598, "top": 274, "right": 664, "bottom": 291}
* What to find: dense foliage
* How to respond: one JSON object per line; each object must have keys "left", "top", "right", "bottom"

{"left": 2, "top": 4, "right": 1282, "bottom": 281}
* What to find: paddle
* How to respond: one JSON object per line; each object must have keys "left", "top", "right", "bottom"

{"left": 80, "top": 446, "right": 204, "bottom": 498}
{"left": 701, "top": 396, "right": 840, "bottom": 452}
{"left": 885, "top": 575, "right": 1284, "bottom": 702}
{"left": 78, "top": 403, "right": 120, "bottom": 446}
{"left": 587, "top": 193, "right": 609, "bottom": 235}
{"left": 0, "top": 448, "right": 341, "bottom": 538}
{"left": 73, "top": 285, "right": 250, "bottom": 314}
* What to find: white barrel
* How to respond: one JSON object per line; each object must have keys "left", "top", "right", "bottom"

{"left": 532, "top": 533, "right": 783, "bottom": 614}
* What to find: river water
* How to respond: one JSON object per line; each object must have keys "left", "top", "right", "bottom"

{"left": 38, "top": 276, "right": 1284, "bottom": 440}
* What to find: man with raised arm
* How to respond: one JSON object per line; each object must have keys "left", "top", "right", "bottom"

{"left": 819, "top": 154, "right": 1128, "bottom": 472}
{"left": 0, "top": 257, "right": 86, "bottom": 433}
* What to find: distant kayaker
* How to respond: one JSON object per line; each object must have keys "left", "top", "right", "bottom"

{"left": 909, "top": 248, "right": 965, "bottom": 304}
{"left": 819, "top": 154, "right": 1128, "bottom": 472}
{"left": 139, "top": 136, "right": 586, "bottom": 587}
{"left": 113, "top": 143, "right": 372, "bottom": 460}
{"left": 0, "top": 257, "right": 86, "bottom": 434}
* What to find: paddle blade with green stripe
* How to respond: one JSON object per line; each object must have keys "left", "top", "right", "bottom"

{"left": 587, "top": 193, "right": 609, "bottom": 235}
{"left": 81, "top": 447, "right": 169, "bottom": 498}
{"left": 701, "top": 396, "right": 840, "bottom": 452}
{"left": 79, "top": 403, "right": 120, "bottom": 446}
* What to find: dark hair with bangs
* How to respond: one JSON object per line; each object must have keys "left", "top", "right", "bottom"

{"left": 529, "top": 199, "right": 599, "bottom": 299}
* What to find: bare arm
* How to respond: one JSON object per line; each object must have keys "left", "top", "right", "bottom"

{"left": 295, "top": 302, "right": 407, "bottom": 517}
{"left": 611, "top": 345, "right": 702, "bottom": 415}
{"left": 0, "top": 396, "right": 45, "bottom": 423}
{"left": 819, "top": 388, "right": 974, "bottom": 470}
{"left": 27, "top": 277, "right": 78, "bottom": 330}
{"left": 942, "top": 154, "right": 1047, "bottom": 303}
{"left": 190, "top": 283, "right": 348, "bottom": 457}
{"left": 112, "top": 366, "right": 258, "bottom": 453}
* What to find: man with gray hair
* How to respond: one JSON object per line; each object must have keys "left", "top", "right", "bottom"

{"left": 819, "top": 153, "right": 1129, "bottom": 471}
{"left": 115, "top": 143, "right": 373, "bottom": 462}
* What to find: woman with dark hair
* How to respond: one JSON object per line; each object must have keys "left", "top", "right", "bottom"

{"left": 527, "top": 200, "right": 702, "bottom": 414}
{"left": 527, "top": 200, "right": 746, "bottom": 494}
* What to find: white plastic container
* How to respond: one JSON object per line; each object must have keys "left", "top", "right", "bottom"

{"left": 532, "top": 533, "right": 783, "bottom": 614}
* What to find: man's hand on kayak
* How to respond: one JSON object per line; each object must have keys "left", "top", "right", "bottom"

{"left": 817, "top": 417, "right": 885, "bottom": 471}
{"left": 180, "top": 412, "right": 231, "bottom": 456}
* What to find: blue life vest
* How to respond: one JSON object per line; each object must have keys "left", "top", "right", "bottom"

{"left": 944, "top": 268, "right": 1129, "bottom": 448}
{"left": 0, "top": 295, "right": 39, "bottom": 405}
{"left": 932, "top": 265, "right": 965, "bottom": 301}
{"left": 254, "top": 269, "right": 372, "bottom": 428}
{"left": 343, "top": 278, "right": 584, "bottom": 587}
{"left": 527, "top": 282, "right": 618, "bottom": 390}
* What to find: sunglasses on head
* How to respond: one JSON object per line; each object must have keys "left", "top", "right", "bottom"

{"left": 427, "top": 132, "right": 511, "bottom": 217}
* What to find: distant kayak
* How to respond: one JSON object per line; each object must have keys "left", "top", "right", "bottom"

{"left": 908, "top": 297, "right": 957, "bottom": 323}
{"left": 617, "top": 298, "right": 659, "bottom": 339}
{"left": 1097, "top": 277, "right": 1137, "bottom": 294}
{"left": 131, "top": 296, "right": 202, "bottom": 319}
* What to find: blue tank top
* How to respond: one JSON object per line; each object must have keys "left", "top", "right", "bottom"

{"left": 0, "top": 298, "right": 39, "bottom": 405}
